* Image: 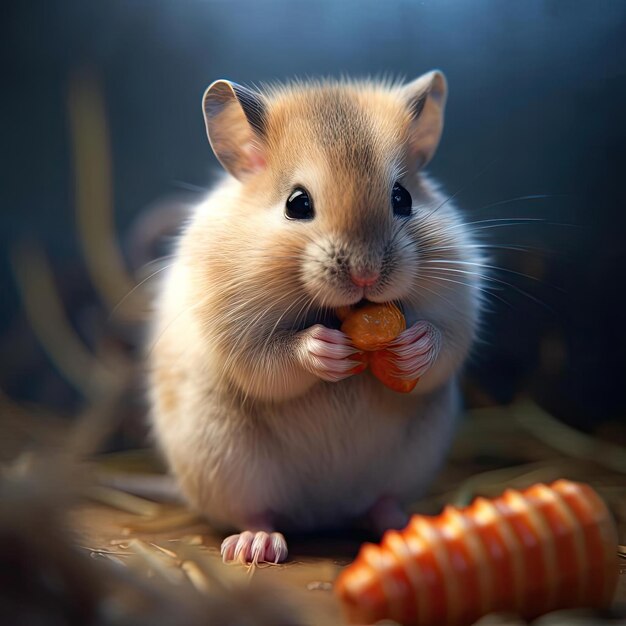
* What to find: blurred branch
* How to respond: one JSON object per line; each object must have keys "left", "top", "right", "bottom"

{"left": 67, "top": 68, "right": 137, "bottom": 321}
{"left": 10, "top": 242, "right": 122, "bottom": 400}
{"left": 452, "top": 461, "right": 575, "bottom": 507}
{"left": 0, "top": 389, "right": 69, "bottom": 460}
{"left": 513, "top": 400, "right": 626, "bottom": 474}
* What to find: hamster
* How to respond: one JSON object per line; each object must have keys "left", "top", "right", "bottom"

{"left": 148, "top": 71, "right": 483, "bottom": 564}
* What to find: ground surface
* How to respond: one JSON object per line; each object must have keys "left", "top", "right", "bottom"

{"left": 71, "top": 402, "right": 626, "bottom": 625}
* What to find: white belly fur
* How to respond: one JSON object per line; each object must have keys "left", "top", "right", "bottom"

{"left": 152, "top": 361, "right": 459, "bottom": 533}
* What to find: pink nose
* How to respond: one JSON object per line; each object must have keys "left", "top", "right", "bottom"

{"left": 350, "top": 270, "right": 380, "bottom": 287}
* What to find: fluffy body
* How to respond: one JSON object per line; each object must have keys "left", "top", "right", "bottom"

{"left": 149, "top": 77, "right": 482, "bottom": 543}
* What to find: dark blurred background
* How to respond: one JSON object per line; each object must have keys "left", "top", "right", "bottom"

{"left": 2, "top": 0, "right": 625, "bottom": 444}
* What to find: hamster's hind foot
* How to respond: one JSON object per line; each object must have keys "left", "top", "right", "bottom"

{"left": 368, "top": 496, "right": 409, "bottom": 536}
{"left": 221, "top": 530, "right": 288, "bottom": 564}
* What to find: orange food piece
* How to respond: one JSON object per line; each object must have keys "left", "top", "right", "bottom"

{"left": 335, "top": 480, "right": 618, "bottom": 626}
{"left": 335, "top": 305, "right": 353, "bottom": 322}
{"left": 339, "top": 303, "right": 418, "bottom": 392}
{"left": 369, "top": 350, "right": 419, "bottom": 393}
{"left": 340, "top": 302, "right": 406, "bottom": 351}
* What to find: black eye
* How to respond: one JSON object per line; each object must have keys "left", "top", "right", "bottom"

{"left": 391, "top": 182, "right": 412, "bottom": 217}
{"left": 285, "top": 188, "right": 314, "bottom": 220}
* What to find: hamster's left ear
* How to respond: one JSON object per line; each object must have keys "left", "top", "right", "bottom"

{"left": 403, "top": 70, "right": 448, "bottom": 169}
{"left": 202, "top": 80, "right": 268, "bottom": 180}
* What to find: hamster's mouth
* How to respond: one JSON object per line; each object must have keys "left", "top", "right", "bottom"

{"left": 308, "top": 298, "right": 370, "bottom": 330}
{"left": 322, "top": 298, "right": 406, "bottom": 330}
{"left": 350, "top": 298, "right": 405, "bottom": 312}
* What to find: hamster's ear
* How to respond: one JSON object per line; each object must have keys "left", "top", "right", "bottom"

{"left": 402, "top": 70, "right": 447, "bottom": 169}
{"left": 202, "top": 80, "right": 267, "bottom": 180}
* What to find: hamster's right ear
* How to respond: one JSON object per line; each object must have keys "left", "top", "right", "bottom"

{"left": 202, "top": 80, "right": 268, "bottom": 180}
{"left": 402, "top": 70, "right": 448, "bottom": 169}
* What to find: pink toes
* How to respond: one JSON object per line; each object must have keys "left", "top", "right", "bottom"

{"left": 298, "top": 324, "right": 364, "bottom": 382}
{"left": 386, "top": 321, "right": 441, "bottom": 380}
{"left": 221, "top": 530, "right": 288, "bottom": 564}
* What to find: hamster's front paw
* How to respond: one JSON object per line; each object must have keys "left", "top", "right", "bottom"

{"left": 386, "top": 321, "right": 441, "bottom": 381}
{"left": 296, "top": 325, "right": 365, "bottom": 382}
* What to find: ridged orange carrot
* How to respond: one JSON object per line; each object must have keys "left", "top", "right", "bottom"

{"left": 335, "top": 480, "right": 618, "bottom": 625}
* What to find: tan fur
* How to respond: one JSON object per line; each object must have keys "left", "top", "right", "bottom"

{"left": 149, "top": 73, "right": 483, "bottom": 533}
{"left": 155, "top": 368, "right": 180, "bottom": 414}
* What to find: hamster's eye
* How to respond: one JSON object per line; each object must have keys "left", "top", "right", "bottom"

{"left": 285, "top": 187, "right": 314, "bottom": 220}
{"left": 391, "top": 182, "right": 412, "bottom": 217}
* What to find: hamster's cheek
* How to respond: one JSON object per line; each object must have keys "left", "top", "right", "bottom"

{"left": 299, "top": 240, "right": 361, "bottom": 309}
{"left": 266, "top": 199, "right": 287, "bottom": 225}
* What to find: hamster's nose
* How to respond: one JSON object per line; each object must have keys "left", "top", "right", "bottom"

{"left": 350, "top": 269, "right": 380, "bottom": 287}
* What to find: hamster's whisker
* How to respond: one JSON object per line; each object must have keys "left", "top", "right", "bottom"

{"left": 231, "top": 286, "right": 305, "bottom": 345}
{"left": 415, "top": 218, "right": 547, "bottom": 239}
{"left": 245, "top": 296, "right": 308, "bottom": 403}
{"left": 138, "top": 254, "right": 178, "bottom": 271}
{"left": 408, "top": 219, "right": 547, "bottom": 246}
{"left": 422, "top": 266, "right": 554, "bottom": 312}
{"left": 261, "top": 291, "right": 318, "bottom": 398}
{"left": 417, "top": 273, "right": 512, "bottom": 309}
{"left": 108, "top": 263, "right": 175, "bottom": 321}
{"left": 217, "top": 276, "right": 301, "bottom": 308}
{"left": 468, "top": 193, "right": 570, "bottom": 214}
{"left": 262, "top": 291, "right": 312, "bottom": 354}
{"left": 292, "top": 288, "right": 321, "bottom": 332}
{"left": 170, "top": 179, "right": 210, "bottom": 192}
{"left": 145, "top": 298, "right": 209, "bottom": 357}
{"left": 296, "top": 230, "right": 332, "bottom": 257}
{"left": 420, "top": 267, "right": 488, "bottom": 289}
{"left": 466, "top": 219, "right": 575, "bottom": 232}
{"left": 221, "top": 289, "right": 296, "bottom": 342}
{"left": 220, "top": 287, "right": 305, "bottom": 375}
{"left": 461, "top": 217, "right": 547, "bottom": 227}
{"left": 251, "top": 252, "right": 317, "bottom": 262}
{"left": 418, "top": 157, "right": 499, "bottom": 222}
{"left": 388, "top": 223, "right": 406, "bottom": 248}
{"left": 421, "top": 259, "right": 555, "bottom": 286}
{"left": 290, "top": 294, "right": 316, "bottom": 333}
{"left": 408, "top": 279, "right": 463, "bottom": 311}
{"left": 301, "top": 289, "right": 323, "bottom": 326}
{"left": 425, "top": 243, "right": 548, "bottom": 254}
{"left": 443, "top": 221, "right": 553, "bottom": 237}
{"left": 207, "top": 250, "right": 315, "bottom": 264}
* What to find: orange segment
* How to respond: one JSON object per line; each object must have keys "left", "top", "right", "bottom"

{"left": 439, "top": 506, "right": 484, "bottom": 625}
{"left": 335, "top": 545, "right": 389, "bottom": 625}
{"left": 470, "top": 497, "right": 521, "bottom": 612}
{"left": 552, "top": 480, "right": 619, "bottom": 607}
{"left": 501, "top": 489, "right": 551, "bottom": 618}
{"left": 403, "top": 520, "right": 447, "bottom": 625}
{"left": 525, "top": 483, "right": 583, "bottom": 611}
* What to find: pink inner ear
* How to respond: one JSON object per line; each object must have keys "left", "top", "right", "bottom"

{"left": 243, "top": 142, "right": 266, "bottom": 174}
